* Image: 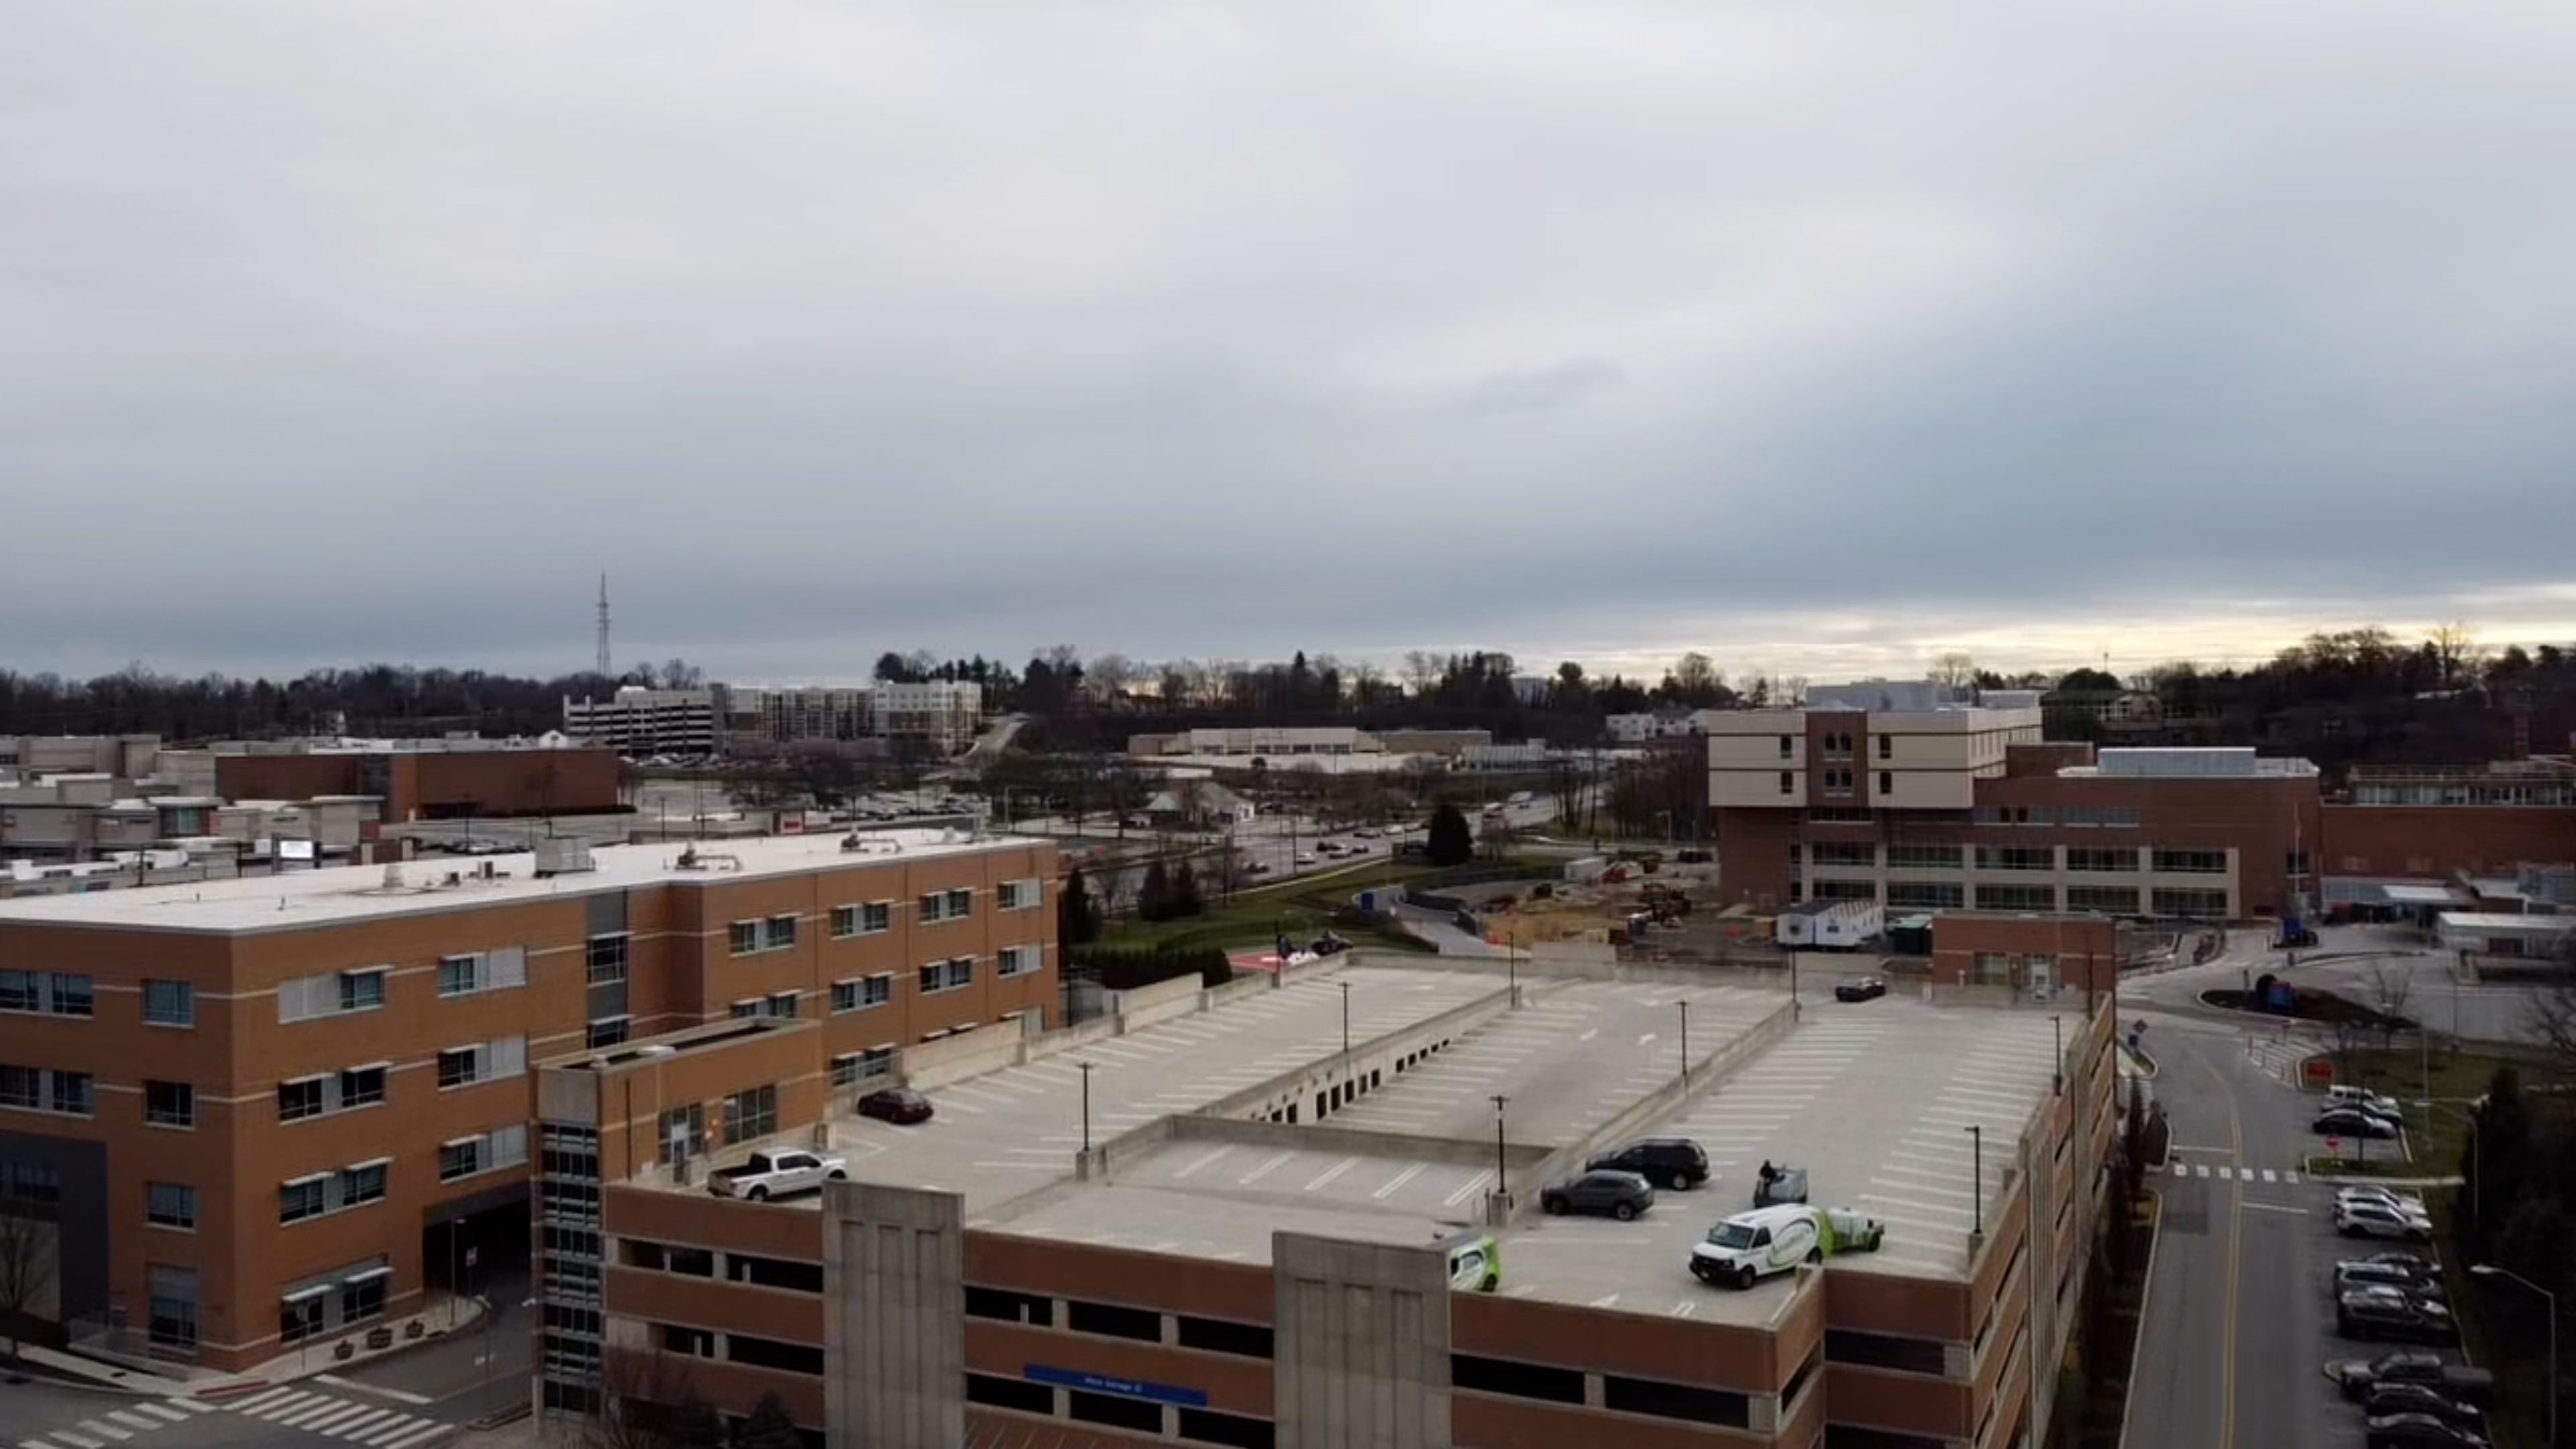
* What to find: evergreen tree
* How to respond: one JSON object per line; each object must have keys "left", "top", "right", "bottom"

{"left": 1138, "top": 859, "right": 1172, "bottom": 923}
{"left": 1169, "top": 861, "right": 1204, "bottom": 918}
{"left": 1058, "top": 868, "right": 1101, "bottom": 945}
{"left": 1427, "top": 803, "right": 1474, "bottom": 867}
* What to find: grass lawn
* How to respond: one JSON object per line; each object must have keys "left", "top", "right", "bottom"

{"left": 1093, "top": 860, "right": 1440, "bottom": 955}
{"left": 2310, "top": 1044, "right": 2512, "bottom": 1173}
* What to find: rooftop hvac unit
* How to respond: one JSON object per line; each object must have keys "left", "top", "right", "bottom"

{"left": 534, "top": 837, "right": 596, "bottom": 877}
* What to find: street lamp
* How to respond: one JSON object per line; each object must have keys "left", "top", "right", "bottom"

{"left": 2471, "top": 1263, "right": 2556, "bottom": 1448}
{"left": 1678, "top": 1001, "right": 1692, "bottom": 1090}
{"left": 1340, "top": 981, "right": 1350, "bottom": 1057}
{"left": 2053, "top": 1015, "right": 2063, "bottom": 1097}
{"left": 1077, "top": 1061, "right": 1095, "bottom": 1154}
{"left": 1491, "top": 1095, "right": 1510, "bottom": 1199}
{"left": 1966, "top": 1125, "right": 1984, "bottom": 1238}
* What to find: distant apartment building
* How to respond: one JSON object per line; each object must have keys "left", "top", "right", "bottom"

{"left": 723, "top": 686, "right": 872, "bottom": 749}
{"left": 1128, "top": 727, "right": 1379, "bottom": 759}
{"left": 1710, "top": 691, "right": 2322, "bottom": 920}
{"left": 564, "top": 687, "right": 720, "bottom": 757}
{"left": 1607, "top": 710, "right": 1722, "bottom": 743}
{"left": 0, "top": 829, "right": 1058, "bottom": 1372}
{"left": 2320, "top": 756, "right": 2576, "bottom": 914}
{"left": 869, "top": 681, "right": 983, "bottom": 754}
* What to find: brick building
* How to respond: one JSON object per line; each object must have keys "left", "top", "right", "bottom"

{"left": 204, "top": 743, "right": 626, "bottom": 822}
{"left": 0, "top": 829, "right": 1056, "bottom": 1371}
{"left": 1709, "top": 698, "right": 2322, "bottom": 922}
{"left": 539, "top": 963, "right": 2118, "bottom": 1449}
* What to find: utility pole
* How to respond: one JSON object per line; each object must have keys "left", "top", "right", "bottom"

{"left": 1966, "top": 1125, "right": 1984, "bottom": 1238}
{"left": 1077, "top": 1061, "right": 1095, "bottom": 1154}
{"left": 1491, "top": 1095, "right": 1510, "bottom": 1198}
{"left": 1679, "top": 1000, "right": 1692, "bottom": 1089}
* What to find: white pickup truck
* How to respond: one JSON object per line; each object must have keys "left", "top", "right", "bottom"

{"left": 706, "top": 1149, "right": 847, "bottom": 1201}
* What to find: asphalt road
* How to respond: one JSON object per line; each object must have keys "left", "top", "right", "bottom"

{"left": 0, "top": 1373, "right": 470, "bottom": 1449}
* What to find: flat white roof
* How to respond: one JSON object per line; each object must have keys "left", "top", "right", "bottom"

{"left": 2437, "top": 912, "right": 2575, "bottom": 933}
{"left": 0, "top": 828, "right": 1045, "bottom": 934}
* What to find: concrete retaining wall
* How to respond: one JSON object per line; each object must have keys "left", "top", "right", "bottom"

{"left": 899, "top": 1019, "right": 1026, "bottom": 1091}
{"left": 1199, "top": 985, "right": 1515, "bottom": 1125}
{"left": 1111, "top": 973, "right": 1204, "bottom": 1031}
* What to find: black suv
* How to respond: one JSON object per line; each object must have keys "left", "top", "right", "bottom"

{"left": 2340, "top": 1292, "right": 2457, "bottom": 1346}
{"left": 2361, "top": 1383, "right": 2483, "bottom": 1432}
{"left": 1585, "top": 1137, "right": 1709, "bottom": 1191}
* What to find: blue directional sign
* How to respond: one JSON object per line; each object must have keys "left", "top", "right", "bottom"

{"left": 1024, "top": 1363, "right": 1210, "bottom": 1408}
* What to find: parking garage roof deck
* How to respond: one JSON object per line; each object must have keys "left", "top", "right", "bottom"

{"left": 671, "top": 961, "right": 2078, "bottom": 1324}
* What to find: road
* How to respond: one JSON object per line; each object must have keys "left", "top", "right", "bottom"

{"left": 0, "top": 1375, "right": 470, "bottom": 1449}
{"left": 2125, "top": 920, "right": 2547, "bottom": 1047}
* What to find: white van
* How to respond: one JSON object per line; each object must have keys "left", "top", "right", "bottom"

{"left": 1688, "top": 1205, "right": 1884, "bottom": 1289}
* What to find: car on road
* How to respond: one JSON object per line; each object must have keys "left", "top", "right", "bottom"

{"left": 2316, "top": 1106, "right": 2403, "bottom": 1139}
{"left": 1539, "top": 1169, "right": 1655, "bottom": 1220}
{"left": 1352, "top": 828, "right": 1379, "bottom": 839}
{"left": 2361, "top": 1383, "right": 2485, "bottom": 1432}
{"left": 1833, "top": 977, "right": 1887, "bottom": 1003}
{"left": 1294, "top": 852, "right": 1316, "bottom": 865}
{"left": 1585, "top": 1137, "right": 1709, "bottom": 1191}
{"left": 2338, "top": 1291, "right": 2456, "bottom": 1345}
{"left": 2328, "top": 1351, "right": 2494, "bottom": 1404}
{"left": 856, "top": 1087, "right": 934, "bottom": 1125}
{"left": 708, "top": 1149, "right": 848, "bottom": 1201}
{"left": 2363, "top": 1412, "right": 2491, "bottom": 1447}
{"left": 1242, "top": 860, "right": 1271, "bottom": 877}
{"left": 2337, "top": 1200, "right": 2434, "bottom": 1242}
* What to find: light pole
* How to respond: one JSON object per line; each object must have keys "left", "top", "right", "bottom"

{"left": 1679, "top": 1001, "right": 1692, "bottom": 1089}
{"left": 1491, "top": 1095, "right": 1510, "bottom": 1199}
{"left": 1966, "top": 1125, "right": 1984, "bottom": 1238}
{"left": 2471, "top": 1263, "right": 2555, "bottom": 1448}
{"left": 2053, "top": 1015, "right": 2063, "bottom": 1096}
{"left": 1340, "top": 981, "right": 1350, "bottom": 1057}
{"left": 1077, "top": 1061, "right": 1095, "bottom": 1154}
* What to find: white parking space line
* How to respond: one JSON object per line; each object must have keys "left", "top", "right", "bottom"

{"left": 1372, "top": 1164, "right": 1428, "bottom": 1199}
{"left": 1444, "top": 1171, "right": 1494, "bottom": 1207}
{"left": 376, "top": 1426, "right": 453, "bottom": 1449}
{"left": 102, "top": 1414, "right": 160, "bottom": 1432}
{"left": 133, "top": 1405, "right": 189, "bottom": 1423}
{"left": 49, "top": 1434, "right": 105, "bottom": 1449}
{"left": 1872, "top": 1175, "right": 1980, "bottom": 1202}
{"left": 227, "top": 1389, "right": 299, "bottom": 1414}
{"left": 1305, "top": 1157, "right": 1360, "bottom": 1191}
{"left": 1862, "top": 1193, "right": 1978, "bottom": 1222}
{"left": 165, "top": 1399, "right": 219, "bottom": 1414}
{"left": 926, "top": 1096, "right": 985, "bottom": 1114}
{"left": 1174, "top": 1146, "right": 1232, "bottom": 1179}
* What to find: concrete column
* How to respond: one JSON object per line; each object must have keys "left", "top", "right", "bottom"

{"left": 822, "top": 1181, "right": 965, "bottom": 1449}
{"left": 1747, "top": 1391, "right": 1778, "bottom": 1434}
{"left": 1273, "top": 1232, "right": 1450, "bottom": 1449}
{"left": 1943, "top": 1340, "right": 1975, "bottom": 1379}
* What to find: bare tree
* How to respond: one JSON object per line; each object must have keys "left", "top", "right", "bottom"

{"left": 0, "top": 1203, "right": 58, "bottom": 1362}
{"left": 580, "top": 1351, "right": 727, "bottom": 1448}
{"left": 2363, "top": 960, "right": 2417, "bottom": 1051}
{"left": 1402, "top": 651, "right": 1440, "bottom": 697}
{"left": 1929, "top": 651, "right": 1977, "bottom": 690}
{"left": 1085, "top": 653, "right": 1135, "bottom": 702}
{"left": 2429, "top": 621, "right": 2482, "bottom": 688}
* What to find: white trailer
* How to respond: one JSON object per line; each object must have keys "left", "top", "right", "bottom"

{"left": 1810, "top": 901, "right": 1882, "bottom": 950}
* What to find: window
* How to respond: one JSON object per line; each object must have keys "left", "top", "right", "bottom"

{"left": 1975, "top": 883, "right": 2057, "bottom": 910}
{"left": 1970, "top": 952, "right": 2012, "bottom": 986}
{"left": 437, "top": 948, "right": 526, "bottom": 997}
{"left": 339, "top": 969, "right": 386, "bottom": 1012}
{"left": 859, "top": 902, "right": 893, "bottom": 934}
{"left": 1821, "top": 767, "right": 1854, "bottom": 794}
{"left": 585, "top": 934, "right": 629, "bottom": 985}
{"left": 1821, "top": 731, "right": 1852, "bottom": 759}
{"left": 145, "top": 1080, "right": 195, "bottom": 1128}
{"left": 1778, "top": 770, "right": 1794, "bottom": 794}
{"left": 726, "top": 1253, "right": 824, "bottom": 1293}
{"left": 998, "top": 946, "right": 1040, "bottom": 978}
{"left": 1886, "top": 843, "right": 1961, "bottom": 869}
{"left": 2151, "top": 888, "right": 2229, "bottom": 918}
{"left": 833, "top": 975, "right": 892, "bottom": 1013}
{"left": 727, "top": 1333, "right": 824, "bottom": 1376}
{"left": 280, "top": 1177, "right": 328, "bottom": 1223}
{"left": 0, "top": 970, "right": 93, "bottom": 1018}
{"left": 340, "top": 1161, "right": 388, "bottom": 1205}
{"left": 765, "top": 914, "right": 798, "bottom": 950}
{"left": 1975, "top": 846, "right": 2055, "bottom": 871}
{"left": 1809, "top": 879, "right": 1877, "bottom": 902}
{"left": 278, "top": 1077, "right": 325, "bottom": 1121}
{"left": 1886, "top": 881, "right": 1965, "bottom": 909}
{"left": 998, "top": 879, "right": 1040, "bottom": 911}
{"left": 830, "top": 1047, "right": 894, "bottom": 1089}
{"left": 2066, "top": 885, "right": 2141, "bottom": 914}
{"left": 729, "top": 1000, "right": 761, "bottom": 1020}
{"left": 1068, "top": 1391, "right": 1163, "bottom": 1434}
{"left": 2286, "top": 849, "right": 2312, "bottom": 874}
{"left": 1176, "top": 1314, "right": 1273, "bottom": 1358}
{"left": 1824, "top": 1328, "right": 1951, "bottom": 1375}
{"left": 1451, "top": 1353, "right": 1586, "bottom": 1405}
{"left": 947, "top": 888, "right": 973, "bottom": 918}
{"left": 728, "top": 921, "right": 760, "bottom": 955}
{"left": 2152, "top": 849, "right": 2227, "bottom": 875}
{"left": 1810, "top": 841, "right": 1874, "bottom": 867}
{"left": 2065, "top": 847, "right": 2134, "bottom": 873}
{"left": 1879, "top": 771, "right": 1894, "bottom": 796}
{"left": 659, "top": 1323, "right": 716, "bottom": 1358}
{"left": 339, "top": 1065, "right": 386, "bottom": 1108}
{"left": 440, "top": 1140, "right": 484, "bottom": 1181}
{"left": 0, "top": 1066, "right": 36, "bottom": 1111}
{"left": 919, "top": 958, "right": 974, "bottom": 994}
{"left": 438, "top": 1048, "right": 481, "bottom": 1089}
{"left": 965, "top": 1287, "right": 1054, "bottom": 1326}
{"left": 830, "top": 904, "right": 860, "bottom": 938}
{"left": 1778, "top": 735, "right": 1794, "bottom": 759}
{"left": 767, "top": 991, "right": 799, "bottom": 1019}
{"left": 48, "top": 1071, "right": 91, "bottom": 1116}
{"left": 147, "top": 1269, "right": 198, "bottom": 1352}
{"left": 147, "top": 1182, "right": 197, "bottom": 1229}
{"left": 1066, "top": 1297, "right": 1161, "bottom": 1342}
{"left": 1877, "top": 734, "right": 1892, "bottom": 759}
{"left": 1603, "top": 1374, "right": 1752, "bottom": 1428}
{"left": 722, "top": 1085, "right": 778, "bottom": 1145}
{"left": 143, "top": 980, "right": 195, "bottom": 1026}
{"left": 585, "top": 1018, "right": 630, "bottom": 1049}
{"left": 341, "top": 1271, "right": 388, "bottom": 1324}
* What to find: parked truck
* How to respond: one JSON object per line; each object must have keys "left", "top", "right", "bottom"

{"left": 1688, "top": 1204, "right": 1885, "bottom": 1289}
{"left": 707, "top": 1148, "right": 847, "bottom": 1201}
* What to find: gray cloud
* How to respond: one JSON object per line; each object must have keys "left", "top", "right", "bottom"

{"left": 4, "top": 1, "right": 2573, "bottom": 685}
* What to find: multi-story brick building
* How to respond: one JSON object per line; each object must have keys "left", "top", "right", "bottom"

{"left": 539, "top": 961, "right": 2117, "bottom": 1449}
{"left": 0, "top": 828, "right": 1056, "bottom": 1372}
{"left": 1709, "top": 697, "right": 2322, "bottom": 922}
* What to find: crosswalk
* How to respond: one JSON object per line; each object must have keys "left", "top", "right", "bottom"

{"left": 17, "top": 1396, "right": 213, "bottom": 1449}
{"left": 2167, "top": 1161, "right": 2304, "bottom": 1185}
{"left": 214, "top": 1385, "right": 452, "bottom": 1447}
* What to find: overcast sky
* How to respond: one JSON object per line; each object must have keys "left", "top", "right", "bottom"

{"left": 7, "top": 2, "right": 2574, "bottom": 687}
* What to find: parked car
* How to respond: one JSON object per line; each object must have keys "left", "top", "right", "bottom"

{"left": 2349, "top": 1251, "right": 2443, "bottom": 1280}
{"left": 856, "top": 1087, "right": 934, "bottom": 1125}
{"left": 2316, "top": 1107, "right": 2403, "bottom": 1140}
{"left": 2339, "top": 1291, "right": 2457, "bottom": 1345}
{"left": 2338, "top": 1201, "right": 2434, "bottom": 1242}
{"left": 2341, "top": 1262, "right": 2448, "bottom": 1297}
{"left": 2363, "top": 1412, "right": 2491, "bottom": 1447}
{"left": 1352, "top": 828, "right": 1380, "bottom": 839}
{"left": 707, "top": 1149, "right": 848, "bottom": 1202}
{"left": 2361, "top": 1383, "right": 2485, "bottom": 1432}
{"left": 1586, "top": 1138, "right": 1709, "bottom": 1191}
{"left": 1295, "top": 852, "right": 1316, "bottom": 865}
{"left": 1309, "top": 933, "right": 1351, "bottom": 957}
{"left": 2339, "top": 1186, "right": 2427, "bottom": 1214}
{"left": 2329, "top": 1352, "right": 2495, "bottom": 1404}
{"left": 1242, "top": 860, "right": 1271, "bottom": 877}
{"left": 2345, "top": 1284, "right": 2451, "bottom": 1316}
{"left": 1834, "top": 977, "right": 1887, "bottom": 1003}
{"left": 2329, "top": 1085, "right": 2407, "bottom": 1118}
{"left": 1538, "top": 1170, "right": 1656, "bottom": 1220}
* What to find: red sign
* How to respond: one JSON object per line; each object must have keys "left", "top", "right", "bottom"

{"left": 2304, "top": 1059, "right": 2334, "bottom": 1086}
{"left": 2324, "top": 1136, "right": 2341, "bottom": 1157}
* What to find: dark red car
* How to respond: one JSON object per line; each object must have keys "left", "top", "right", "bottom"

{"left": 857, "top": 1087, "right": 934, "bottom": 1125}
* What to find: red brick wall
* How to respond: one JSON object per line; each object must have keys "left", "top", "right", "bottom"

{"left": 1929, "top": 914, "right": 2118, "bottom": 991}
{"left": 2320, "top": 804, "right": 2576, "bottom": 878}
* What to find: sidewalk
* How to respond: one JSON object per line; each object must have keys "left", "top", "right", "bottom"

{"left": 23, "top": 1292, "right": 488, "bottom": 1399}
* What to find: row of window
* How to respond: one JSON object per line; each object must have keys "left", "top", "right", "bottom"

{"left": 730, "top": 881, "right": 1040, "bottom": 955}
{"left": 1815, "top": 881, "right": 2224, "bottom": 916}
{"left": 279, "top": 1159, "right": 390, "bottom": 1223}
{"left": 1811, "top": 843, "right": 2240, "bottom": 874}
{"left": 1971, "top": 804, "right": 2140, "bottom": 827}
{"left": 653, "top": 1321, "right": 826, "bottom": 1376}
{"left": 620, "top": 1238, "right": 827, "bottom": 1293}
{"left": 1449, "top": 1352, "right": 1754, "bottom": 1428}
{"left": 965, "top": 1375, "right": 1272, "bottom": 1448}
{"left": 0, "top": 970, "right": 97, "bottom": 1018}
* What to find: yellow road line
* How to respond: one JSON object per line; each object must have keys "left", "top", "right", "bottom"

{"left": 2201, "top": 1055, "right": 2246, "bottom": 1449}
